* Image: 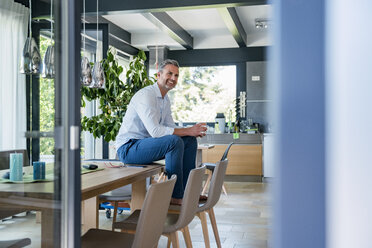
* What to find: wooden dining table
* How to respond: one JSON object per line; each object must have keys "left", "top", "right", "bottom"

{"left": 0, "top": 145, "right": 212, "bottom": 247}
{"left": 0, "top": 162, "right": 163, "bottom": 248}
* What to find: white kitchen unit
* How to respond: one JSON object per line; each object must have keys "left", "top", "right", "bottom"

{"left": 263, "top": 133, "right": 275, "bottom": 177}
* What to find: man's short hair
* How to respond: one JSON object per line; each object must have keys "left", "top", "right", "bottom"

{"left": 159, "top": 59, "right": 179, "bottom": 72}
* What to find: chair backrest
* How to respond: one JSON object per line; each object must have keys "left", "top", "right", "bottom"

{"left": 171, "top": 166, "right": 205, "bottom": 231}
{"left": 131, "top": 175, "right": 177, "bottom": 248}
{"left": 199, "top": 159, "right": 229, "bottom": 211}
{"left": 220, "top": 142, "right": 234, "bottom": 161}
{"left": 0, "top": 149, "right": 29, "bottom": 170}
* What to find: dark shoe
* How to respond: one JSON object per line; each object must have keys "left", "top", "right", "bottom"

{"left": 199, "top": 195, "right": 208, "bottom": 201}
{"left": 170, "top": 198, "right": 182, "bottom": 205}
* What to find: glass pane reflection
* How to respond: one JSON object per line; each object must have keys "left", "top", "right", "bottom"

{"left": 0, "top": 1, "right": 62, "bottom": 247}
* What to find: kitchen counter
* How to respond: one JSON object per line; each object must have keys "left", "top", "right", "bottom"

{"left": 198, "top": 133, "right": 262, "bottom": 144}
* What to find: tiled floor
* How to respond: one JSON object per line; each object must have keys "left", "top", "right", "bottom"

{"left": 0, "top": 181, "right": 272, "bottom": 248}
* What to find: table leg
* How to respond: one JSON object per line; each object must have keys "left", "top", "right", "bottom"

{"left": 41, "top": 209, "right": 54, "bottom": 248}
{"left": 131, "top": 178, "right": 146, "bottom": 212}
{"left": 81, "top": 197, "right": 98, "bottom": 234}
{"left": 196, "top": 149, "right": 202, "bottom": 167}
{"left": 36, "top": 211, "right": 41, "bottom": 223}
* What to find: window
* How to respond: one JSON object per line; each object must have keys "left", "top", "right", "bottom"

{"left": 39, "top": 35, "right": 55, "bottom": 163}
{"left": 80, "top": 45, "right": 130, "bottom": 159}
{"left": 168, "top": 65, "right": 236, "bottom": 123}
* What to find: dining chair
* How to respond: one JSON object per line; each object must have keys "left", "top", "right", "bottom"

{"left": 168, "top": 160, "right": 228, "bottom": 248}
{"left": 0, "top": 149, "right": 30, "bottom": 170}
{"left": 114, "top": 166, "right": 206, "bottom": 248}
{"left": 98, "top": 185, "right": 131, "bottom": 230}
{"left": 95, "top": 156, "right": 150, "bottom": 230}
{"left": 0, "top": 149, "right": 30, "bottom": 220}
{"left": 0, "top": 238, "right": 31, "bottom": 248}
{"left": 82, "top": 175, "right": 177, "bottom": 248}
{"left": 201, "top": 142, "right": 233, "bottom": 195}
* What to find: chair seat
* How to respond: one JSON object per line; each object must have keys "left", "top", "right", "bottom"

{"left": 113, "top": 209, "right": 181, "bottom": 234}
{"left": 0, "top": 238, "right": 31, "bottom": 248}
{"left": 0, "top": 210, "right": 27, "bottom": 220}
{"left": 82, "top": 229, "right": 134, "bottom": 248}
{"left": 99, "top": 194, "right": 131, "bottom": 201}
{"left": 162, "top": 213, "right": 181, "bottom": 233}
{"left": 168, "top": 198, "right": 207, "bottom": 212}
{"left": 99, "top": 185, "right": 132, "bottom": 201}
{"left": 113, "top": 210, "right": 141, "bottom": 230}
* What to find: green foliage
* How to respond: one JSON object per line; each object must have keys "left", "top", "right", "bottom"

{"left": 81, "top": 49, "right": 154, "bottom": 142}
{"left": 39, "top": 36, "right": 55, "bottom": 155}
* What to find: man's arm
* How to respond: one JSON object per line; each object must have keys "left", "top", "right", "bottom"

{"left": 173, "top": 123, "right": 207, "bottom": 137}
{"left": 135, "top": 96, "right": 174, "bottom": 137}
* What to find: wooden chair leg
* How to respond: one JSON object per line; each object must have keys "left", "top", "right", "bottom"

{"left": 169, "top": 232, "right": 180, "bottom": 248}
{"left": 202, "top": 171, "right": 212, "bottom": 195}
{"left": 166, "top": 235, "right": 171, "bottom": 248}
{"left": 151, "top": 175, "right": 158, "bottom": 184}
{"left": 112, "top": 201, "right": 118, "bottom": 231}
{"left": 222, "top": 183, "right": 227, "bottom": 195}
{"left": 181, "top": 226, "right": 193, "bottom": 248}
{"left": 96, "top": 198, "right": 101, "bottom": 228}
{"left": 157, "top": 172, "right": 166, "bottom": 183}
{"left": 197, "top": 212, "right": 210, "bottom": 248}
{"left": 207, "top": 208, "right": 221, "bottom": 248}
{"left": 158, "top": 172, "right": 163, "bottom": 182}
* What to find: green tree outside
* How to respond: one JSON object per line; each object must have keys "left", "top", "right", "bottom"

{"left": 168, "top": 66, "right": 236, "bottom": 123}
{"left": 39, "top": 36, "right": 55, "bottom": 155}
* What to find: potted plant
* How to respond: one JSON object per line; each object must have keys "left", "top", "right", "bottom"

{"left": 81, "top": 49, "right": 155, "bottom": 142}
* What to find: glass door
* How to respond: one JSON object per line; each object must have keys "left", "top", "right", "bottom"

{"left": 0, "top": 0, "right": 81, "bottom": 247}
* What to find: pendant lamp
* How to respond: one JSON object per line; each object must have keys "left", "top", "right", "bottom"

{"left": 90, "top": 0, "right": 106, "bottom": 89}
{"left": 41, "top": 0, "right": 55, "bottom": 78}
{"left": 91, "top": 61, "right": 105, "bottom": 88}
{"left": 81, "top": 0, "right": 93, "bottom": 86}
{"left": 20, "top": 0, "right": 41, "bottom": 74}
{"left": 41, "top": 44, "right": 55, "bottom": 78}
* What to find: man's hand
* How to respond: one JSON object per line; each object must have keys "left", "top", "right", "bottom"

{"left": 173, "top": 122, "right": 208, "bottom": 137}
{"left": 190, "top": 123, "right": 208, "bottom": 137}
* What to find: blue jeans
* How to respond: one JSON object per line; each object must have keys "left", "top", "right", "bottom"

{"left": 117, "top": 135, "right": 197, "bottom": 199}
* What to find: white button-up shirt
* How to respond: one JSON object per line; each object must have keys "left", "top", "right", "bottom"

{"left": 115, "top": 83, "right": 178, "bottom": 149}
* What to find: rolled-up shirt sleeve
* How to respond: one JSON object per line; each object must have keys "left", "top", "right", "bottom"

{"left": 134, "top": 93, "right": 174, "bottom": 137}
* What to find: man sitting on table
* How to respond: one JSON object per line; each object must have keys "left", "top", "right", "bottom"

{"left": 115, "top": 59, "right": 207, "bottom": 205}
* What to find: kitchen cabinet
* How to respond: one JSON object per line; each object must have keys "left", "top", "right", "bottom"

{"left": 263, "top": 133, "right": 275, "bottom": 177}
{"left": 202, "top": 144, "right": 262, "bottom": 176}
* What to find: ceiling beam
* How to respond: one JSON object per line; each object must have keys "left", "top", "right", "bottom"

{"left": 83, "top": 23, "right": 139, "bottom": 56}
{"left": 168, "top": 46, "right": 267, "bottom": 65}
{"left": 84, "top": 0, "right": 268, "bottom": 15}
{"left": 218, "top": 7, "right": 247, "bottom": 47}
{"left": 84, "top": 16, "right": 131, "bottom": 44}
{"left": 108, "top": 36, "right": 139, "bottom": 56}
{"left": 142, "top": 12, "right": 193, "bottom": 50}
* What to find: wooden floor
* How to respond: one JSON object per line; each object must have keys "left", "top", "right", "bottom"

{"left": 0, "top": 181, "right": 272, "bottom": 248}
